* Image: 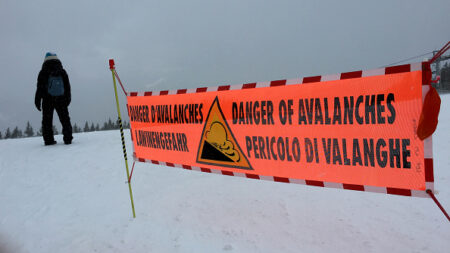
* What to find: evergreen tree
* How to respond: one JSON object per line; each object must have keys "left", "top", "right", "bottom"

{"left": 0, "top": 131, "right": 2, "bottom": 139}
{"left": 84, "top": 121, "right": 90, "bottom": 132}
{"left": 73, "top": 123, "right": 80, "bottom": 133}
{"left": 24, "top": 121, "right": 34, "bottom": 137}
{"left": 108, "top": 118, "right": 114, "bottom": 130}
{"left": 11, "top": 126, "right": 21, "bottom": 138}
{"left": 102, "top": 118, "right": 114, "bottom": 131}
{"left": 5, "top": 128, "right": 11, "bottom": 139}
{"left": 90, "top": 123, "right": 95, "bottom": 132}
{"left": 53, "top": 125, "right": 59, "bottom": 135}
{"left": 95, "top": 123, "right": 100, "bottom": 131}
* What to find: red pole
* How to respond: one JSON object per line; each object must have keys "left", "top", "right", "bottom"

{"left": 426, "top": 190, "right": 450, "bottom": 222}
{"left": 429, "top": 41, "right": 450, "bottom": 63}
{"left": 128, "top": 161, "right": 136, "bottom": 183}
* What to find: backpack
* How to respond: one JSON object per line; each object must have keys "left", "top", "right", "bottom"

{"left": 47, "top": 72, "right": 65, "bottom": 97}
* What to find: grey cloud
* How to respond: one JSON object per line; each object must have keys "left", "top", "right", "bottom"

{"left": 0, "top": 0, "right": 449, "bottom": 132}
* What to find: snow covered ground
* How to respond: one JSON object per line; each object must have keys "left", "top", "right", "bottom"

{"left": 1, "top": 95, "right": 449, "bottom": 253}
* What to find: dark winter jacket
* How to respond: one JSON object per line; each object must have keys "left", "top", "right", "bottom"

{"left": 35, "top": 59, "right": 71, "bottom": 109}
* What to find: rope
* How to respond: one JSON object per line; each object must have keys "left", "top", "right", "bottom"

{"left": 128, "top": 161, "right": 136, "bottom": 183}
{"left": 383, "top": 41, "right": 449, "bottom": 67}
{"left": 384, "top": 51, "right": 434, "bottom": 67}
{"left": 114, "top": 71, "right": 128, "bottom": 96}
{"left": 426, "top": 189, "right": 450, "bottom": 222}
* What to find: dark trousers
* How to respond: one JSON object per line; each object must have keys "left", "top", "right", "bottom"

{"left": 42, "top": 99, "right": 73, "bottom": 143}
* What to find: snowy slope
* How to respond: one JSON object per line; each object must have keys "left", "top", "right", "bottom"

{"left": 1, "top": 95, "right": 449, "bottom": 253}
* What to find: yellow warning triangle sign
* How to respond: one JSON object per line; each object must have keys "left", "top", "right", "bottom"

{"left": 196, "top": 97, "right": 253, "bottom": 170}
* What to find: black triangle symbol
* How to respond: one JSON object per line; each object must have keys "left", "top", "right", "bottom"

{"left": 200, "top": 141, "right": 235, "bottom": 162}
{"left": 196, "top": 96, "right": 253, "bottom": 170}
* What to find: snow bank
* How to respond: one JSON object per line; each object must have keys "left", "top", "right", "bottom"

{"left": 1, "top": 95, "right": 449, "bottom": 253}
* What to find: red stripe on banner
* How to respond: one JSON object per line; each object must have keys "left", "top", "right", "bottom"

{"left": 246, "top": 173, "right": 260, "bottom": 180}
{"left": 201, "top": 167, "right": 212, "bottom": 173}
{"left": 387, "top": 188, "right": 412, "bottom": 196}
{"left": 166, "top": 162, "right": 174, "bottom": 167}
{"left": 160, "top": 90, "right": 169, "bottom": 95}
{"left": 343, "top": 183, "right": 365, "bottom": 191}
{"left": 218, "top": 85, "right": 230, "bottom": 91}
{"left": 340, "top": 70, "right": 363, "bottom": 80}
{"left": 242, "top": 83, "right": 257, "bottom": 89}
{"left": 182, "top": 165, "right": 192, "bottom": 170}
{"left": 222, "top": 170, "right": 234, "bottom": 176}
{"left": 196, "top": 87, "right": 208, "bottom": 93}
{"left": 302, "top": 76, "right": 321, "bottom": 83}
{"left": 129, "top": 92, "right": 138, "bottom": 96}
{"left": 144, "top": 91, "right": 152, "bottom": 96}
{"left": 425, "top": 158, "right": 434, "bottom": 182}
{"left": 177, "top": 89, "right": 187, "bottom": 94}
{"left": 273, "top": 176, "right": 290, "bottom": 183}
{"left": 422, "top": 62, "right": 432, "bottom": 85}
{"left": 151, "top": 160, "right": 159, "bottom": 165}
{"left": 270, "top": 80, "right": 287, "bottom": 87}
{"left": 138, "top": 158, "right": 145, "bottom": 162}
{"left": 385, "top": 64, "right": 411, "bottom": 75}
{"left": 306, "top": 180, "right": 325, "bottom": 187}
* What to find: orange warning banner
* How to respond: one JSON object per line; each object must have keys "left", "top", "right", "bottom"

{"left": 127, "top": 69, "right": 427, "bottom": 191}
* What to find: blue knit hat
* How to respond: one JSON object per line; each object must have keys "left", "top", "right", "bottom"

{"left": 44, "top": 52, "right": 58, "bottom": 62}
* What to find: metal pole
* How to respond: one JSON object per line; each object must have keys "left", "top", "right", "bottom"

{"left": 109, "top": 59, "right": 136, "bottom": 218}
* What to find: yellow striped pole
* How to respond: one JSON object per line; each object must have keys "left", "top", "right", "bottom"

{"left": 109, "top": 59, "right": 136, "bottom": 218}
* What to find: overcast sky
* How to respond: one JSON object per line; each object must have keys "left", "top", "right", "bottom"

{"left": 0, "top": 0, "right": 449, "bottom": 133}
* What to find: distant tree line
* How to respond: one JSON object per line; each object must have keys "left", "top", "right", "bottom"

{"left": 0, "top": 118, "right": 130, "bottom": 140}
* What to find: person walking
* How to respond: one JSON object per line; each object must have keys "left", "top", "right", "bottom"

{"left": 35, "top": 52, "right": 73, "bottom": 145}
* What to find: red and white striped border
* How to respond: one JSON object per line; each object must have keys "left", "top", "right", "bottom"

{"left": 127, "top": 62, "right": 423, "bottom": 97}
{"left": 128, "top": 62, "right": 435, "bottom": 197}
{"left": 133, "top": 153, "right": 433, "bottom": 198}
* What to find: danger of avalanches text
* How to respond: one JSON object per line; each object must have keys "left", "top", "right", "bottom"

{"left": 235, "top": 93, "right": 413, "bottom": 169}
{"left": 128, "top": 103, "right": 201, "bottom": 152}
{"left": 245, "top": 137, "right": 412, "bottom": 169}
{"left": 128, "top": 103, "right": 203, "bottom": 124}
{"left": 129, "top": 94, "right": 416, "bottom": 169}
{"left": 128, "top": 104, "right": 203, "bottom": 152}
